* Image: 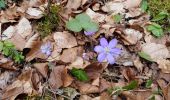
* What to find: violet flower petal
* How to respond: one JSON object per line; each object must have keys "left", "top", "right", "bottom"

{"left": 100, "top": 38, "right": 108, "bottom": 47}
{"left": 108, "top": 39, "right": 117, "bottom": 48}
{"left": 110, "top": 48, "right": 121, "bottom": 55}
{"left": 97, "top": 53, "right": 106, "bottom": 62}
{"left": 94, "top": 46, "right": 104, "bottom": 53}
{"left": 107, "top": 53, "right": 115, "bottom": 64}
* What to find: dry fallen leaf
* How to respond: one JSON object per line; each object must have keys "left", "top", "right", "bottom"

{"left": 63, "top": 68, "right": 74, "bottom": 87}
{"left": 75, "top": 81, "right": 99, "bottom": 94}
{"left": 123, "top": 0, "right": 142, "bottom": 9}
{"left": 16, "top": 17, "right": 32, "bottom": 38}
{"left": 26, "top": 7, "right": 43, "bottom": 18}
{"left": 33, "top": 63, "right": 48, "bottom": 78}
{"left": 49, "top": 65, "right": 65, "bottom": 89}
{"left": 2, "top": 26, "right": 15, "bottom": 40}
{"left": 157, "top": 59, "right": 170, "bottom": 73}
{"left": 60, "top": 47, "right": 79, "bottom": 63}
{"left": 84, "top": 63, "right": 104, "bottom": 80}
{"left": 2, "top": 69, "right": 35, "bottom": 100}
{"left": 53, "top": 31, "right": 77, "bottom": 49}
{"left": 142, "top": 43, "right": 169, "bottom": 61}
{"left": 66, "top": 0, "right": 82, "bottom": 10}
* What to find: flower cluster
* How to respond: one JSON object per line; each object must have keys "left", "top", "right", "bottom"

{"left": 94, "top": 38, "right": 121, "bottom": 64}
{"left": 40, "top": 42, "right": 52, "bottom": 56}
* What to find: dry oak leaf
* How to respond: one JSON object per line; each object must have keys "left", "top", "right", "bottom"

{"left": 142, "top": 43, "right": 169, "bottom": 61}
{"left": 26, "top": 7, "right": 43, "bottom": 18}
{"left": 53, "top": 31, "right": 77, "bottom": 49}
{"left": 2, "top": 69, "right": 35, "bottom": 100}
{"left": 33, "top": 63, "right": 48, "bottom": 78}
{"left": 75, "top": 81, "right": 99, "bottom": 94}
{"left": 2, "top": 26, "right": 15, "bottom": 40}
{"left": 49, "top": 65, "right": 65, "bottom": 89}
{"left": 60, "top": 47, "right": 80, "bottom": 63}
{"left": 63, "top": 68, "right": 74, "bottom": 87}
{"left": 9, "top": 32, "right": 26, "bottom": 51}
{"left": 26, "top": 41, "right": 47, "bottom": 61}
{"left": 84, "top": 63, "right": 104, "bottom": 80}
{"left": 16, "top": 17, "right": 32, "bottom": 38}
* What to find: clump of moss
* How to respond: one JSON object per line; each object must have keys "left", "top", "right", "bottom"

{"left": 37, "top": 4, "right": 60, "bottom": 38}
{"left": 148, "top": 0, "right": 170, "bottom": 32}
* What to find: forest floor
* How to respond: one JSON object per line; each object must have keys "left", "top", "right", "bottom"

{"left": 0, "top": 0, "right": 170, "bottom": 100}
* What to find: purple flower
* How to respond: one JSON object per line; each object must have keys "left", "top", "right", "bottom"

{"left": 84, "top": 31, "right": 95, "bottom": 36}
{"left": 40, "top": 42, "right": 52, "bottom": 56}
{"left": 94, "top": 38, "right": 121, "bottom": 64}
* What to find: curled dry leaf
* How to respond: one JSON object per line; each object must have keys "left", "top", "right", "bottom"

{"left": 26, "top": 41, "right": 47, "bottom": 61}
{"left": 33, "top": 63, "right": 48, "bottom": 78}
{"left": 141, "top": 43, "right": 169, "bottom": 61}
{"left": 2, "top": 69, "right": 35, "bottom": 100}
{"left": 16, "top": 17, "right": 32, "bottom": 38}
{"left": 25, "top": 33, "right": 39, "bottom": 48}
{"left": 53, "top": 31, "right": 77, "bottom": 49}
{"left": 49, "top": 65, "right": 65, "bottom": 89}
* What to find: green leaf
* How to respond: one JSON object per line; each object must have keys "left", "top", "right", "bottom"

{"left": 75, "top": 13, "right": 91, "bottom": 24}
{"left": 0, "top": 0, "right": 5, "bottom": 9}
{"left": 138, "top": 51, "right": 153, "bottom": 62}
{"left": 145, "top": 79, "right": 153, "bottom": 88}
{"left": 113, "top": 14, "right": 122, "bottom": 23}
{"left": 71, "top": 68, "right": 89, "bottom": 82}
{"left": 141, "top": 0, "right": 148, "bottom": 12}
{"left": 122, "top": 80, "right": 138, "bottom": 90}
{"left": 152, "top": 11, "right": 169, "bottom": 21}
{"left": 147, "top": 23, "right": 163, "bottom": 37}
{"left": 82, "top": 21, "right": 99, "bottom": 32}
{"left": 66, "top": 19, "right": 82, "bottom": 32}
{"left": 0, "top": 41, "right": 3, "bottom": 52}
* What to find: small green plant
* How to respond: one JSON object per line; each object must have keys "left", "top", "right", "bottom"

{"left": 108, "top": 80, "right": 138, "bottom": 95}
{"left": 147, "top": 23, "right": 163, "bottom": 37}
{"left": 0, "top": 0, "right": 5, "bottom": 9}
{"left": 37, "top": 4, "right": 60, "bottom": 38}
{"left": 71, "top": 68, "right": 89, "bottom": 82}
{"left": 138, "top": 51, "right": 153, "bottom": 62}
{"left": 112, "top": 14, "right": 123, "bottom": 23}
{"left": 145, "top": 79, "right": 153, "bottom": 88}
{"left": 0, "top": 41, "right": 24, "bottom": 63}
{"left": 66, "top": 13, "right": 99, "bottom": 33}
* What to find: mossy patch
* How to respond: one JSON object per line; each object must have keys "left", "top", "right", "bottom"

{"left": 37, "top": 4, "right": 60, "bottom": 39}
{"left": 148, "top": 0, "right": 170, "bottom": 32}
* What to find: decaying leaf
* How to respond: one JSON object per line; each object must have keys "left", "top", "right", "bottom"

{"left": 16, "top": 17, "right": 32, "bottom": 38}
{"left": 157, "top": 59, "right": 170, "bottom": 73}
{"left": 53, "top": 31, "right": 77, "bottom": 49}
{"left": 49, "top": 65, "right": 65, "bottom": 89}
{"left": 2, "top": 69, "right": 36, "bottom": 100}
{"left": 60, "top": 47, "right": 81, "bottom": 63}
{"left": 74, "top": 81, "right": 99, "bottom": 94}
{"left": 33, "top": 63, "right": 48, "bottom": 78}
{"left": 141, "top": 43, "right": 169, "bottom": 61}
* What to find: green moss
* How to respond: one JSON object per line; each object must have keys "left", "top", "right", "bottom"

{"left": 37, "top": 4, "right": 60, "bottom": 38}
{"left": 148, "top": 0, "right": 170, "bottom": 32}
